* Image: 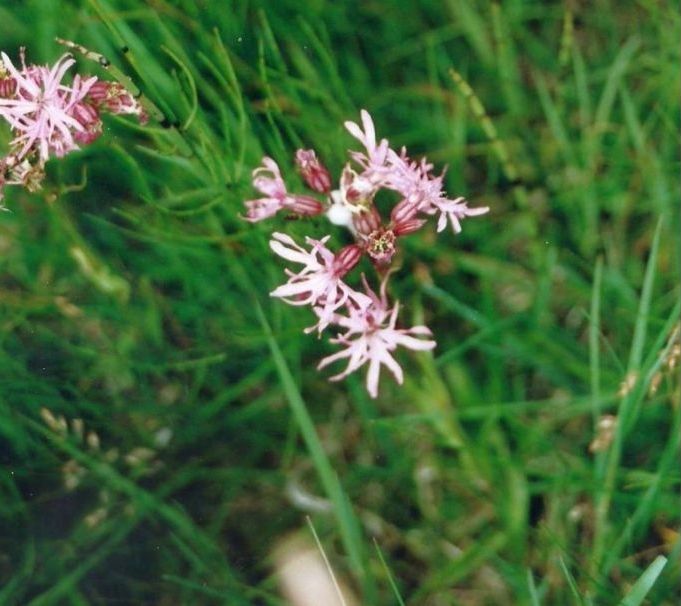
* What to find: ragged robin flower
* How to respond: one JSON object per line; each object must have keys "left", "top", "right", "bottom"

{"left": 242, "top": 157, "right": 323, "bottom": 222}
{"left": 0, "top": 47, "right": 149, "bottom": 204}
{"left": 242, "top": 109, "right": 488, "bottom": 397}
{"left": 317, "top": 276, "right": 436, "bottom": 398}
{"left": 0, "top": 51, "right": 95, "bottom": 162}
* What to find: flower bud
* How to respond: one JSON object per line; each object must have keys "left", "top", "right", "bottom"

{"left": 394, "top": 218, "right": 426, "bottom": 236}
{"left": 295, "top": 149, "right": 332, "bottom": 193}
{"left": 86, "top": 81, "right": 148, "bottom": 124}
{"left": 391, "top": 196, "right": 420, "bottom": 224}
{"left": 289, "top": 195, "right": 324, "bottom": 216}
{"left": 71, "top": 102, "right": 103, "bottom": 145}
{"left": 85, "top": 80, "right": 105, "bottom": 102}
{"left": 333, "top": 244, "right": 363, "bottom": 277}
{"left": 0, "top": 77, "right": 17, "bottom": 98}
{"left": 352, "top": 205, "right": 381, "bottom": 235}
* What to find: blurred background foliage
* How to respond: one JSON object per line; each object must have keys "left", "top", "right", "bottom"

{"left": 0, "top": 0, "right": 679, "bottom": 604}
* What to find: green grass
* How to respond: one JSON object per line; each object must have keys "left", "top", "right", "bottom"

{"left": 0, "top": 1, "right": 679, "bottom": 604}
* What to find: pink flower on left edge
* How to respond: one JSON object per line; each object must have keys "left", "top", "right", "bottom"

{"left": 243, "top": 157, "right": 323, "bottom": 222}
{"left": 318, "top": 277, "right": 436, "bottom": 398}
{"left": 269, "top": 232, "right": 368, "bottom": 331}
{"left": 0, "top": 52, "right": 96, "bottom": 162}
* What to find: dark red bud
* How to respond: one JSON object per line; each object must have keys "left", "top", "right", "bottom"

{"left": 334, "top": 244, "right": 363, "bottom": 276}
{"left": 289, "top": 195, "right": 323, "bottom": 216}
{"left": 0, "top": 77, "right": 17, "bottom": 98}
{"left": 71, "top": 102, "right": 99, "bottom": 126}
{"left": 308, "top": 170, "right": 331, "bottom": 193}
{"left": 71, "top": 102, "right": 103, "bottom": 145}
{"left": 295, "top": 149, "right": 332, "bottom": 193}
{"left": 394, "top": 218, "right": 426, "bottom": 236}
{"left": 391, "top": 197, "right": 420, "bottom": 224}
{"left": 352, "top": 206, "right": 381, "bottom": 235}
{"left": 86, "top": 81, "right": 146, "bottom": 123}
{"left": 86, "top": 80, "right": 111, "bottom": 105}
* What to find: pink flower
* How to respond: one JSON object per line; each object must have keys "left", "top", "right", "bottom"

{"left": 385, "top": 149, "right": 444, "bottom": 207}
{"left": 362, "top": 228, "right": 397, "bottom": 265}
{"left": 318, "top": 278, "right": 436, "bottom": 398}
{"left": 352, "top": 201, "right": 425, "bottom": 265}
{"left": 344, "top": 109, "right": 391, "bottom": 184}
{"left": 383, "top": 150, "right": 489, "bottom": 233}
{"left": 241, "top": 109, "right": 489, "bottom": 399}
{"left": 269, "top": 232, "right": 368, "bottom": 331}
{"left": 0, "top": 49, "right": 151, "bottom": 203}
{"left": 243, "top": 157, "right": 323, "bottom": 222}
{"left": 427, "top": 196, "right": 490, "bottom": 233}
{"left": 0, "top": 52, "right": 96, "bottom": 162}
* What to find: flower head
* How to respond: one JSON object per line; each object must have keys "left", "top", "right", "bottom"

{"left": 427, "top": 196, "right": 490, "bottom": 233}
{"left": 269, "top": 232, "right": 368, "bottom": 331}
{"left": 344, "top": 109, "right": 390, "bottom": 183}
{"left": 385, "top": 150, "right": 444, "bottom": 207}
{"left": 0, "top": 52, "right": 96, "bottom": 162}
{"left": 243, "top": 157, "right": 323, "bottom": 222}
{"left": 0, "top": 48, "right": 152, "bottom": 203}
{"left": 243, "top": 109, "right": 488, "bottom": 399}
{"left": 318, "top": 277, "right": 436, "bottom": 398}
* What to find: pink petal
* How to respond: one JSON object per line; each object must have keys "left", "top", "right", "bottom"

{"left": 360, "top": 109, "right": 376, "bottom": 149}
{"left": 344, "top": 119, "right": 364, "bottom": 143}
{"left": 366, "top": 357, "right": 381, "bottom": 398}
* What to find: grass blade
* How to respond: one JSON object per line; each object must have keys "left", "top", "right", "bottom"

{"left": 254, "top": 301, "right": 374, "bottom": 598}
{"left": 617, "top": 556, "right": 667, "bottom": 606}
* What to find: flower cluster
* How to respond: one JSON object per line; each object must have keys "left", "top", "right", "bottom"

{"left": 0, "top": 48, "right": 147, "bottom": 204}
{"left": 243, "top": 110, "right": 488, "bottom": 398}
